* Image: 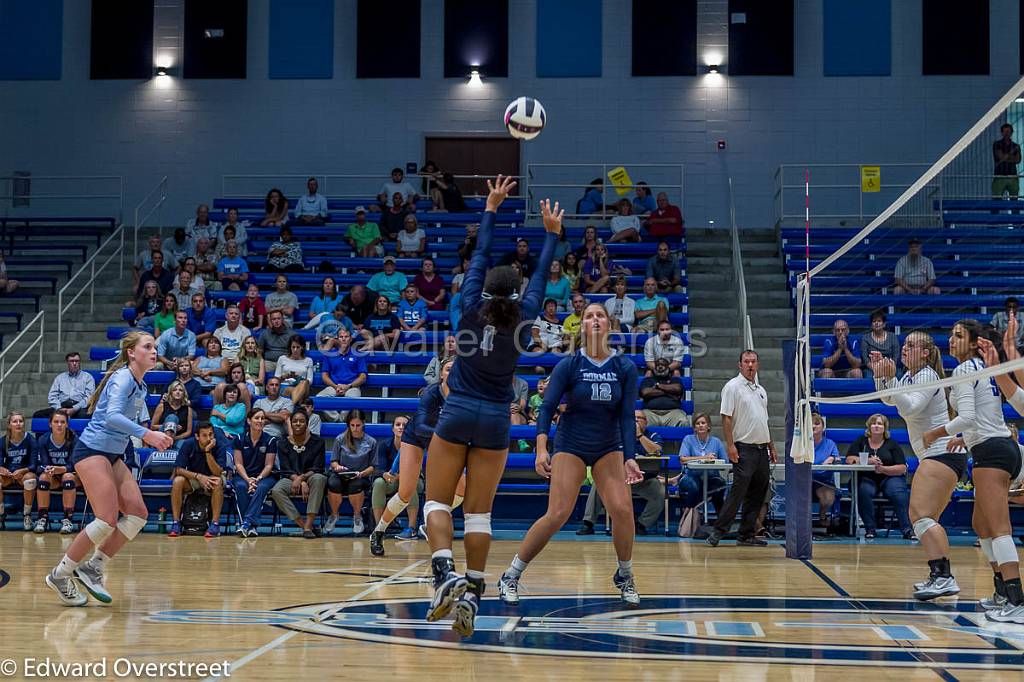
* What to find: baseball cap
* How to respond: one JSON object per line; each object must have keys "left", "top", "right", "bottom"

{"left": 355, "top": 206, "right": 366, "bottom": 214}
{"left": 382, "top": 255, "right": 396, "bottom": 264}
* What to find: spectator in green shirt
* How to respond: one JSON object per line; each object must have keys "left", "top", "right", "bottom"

{"left": 345, "top": 206, "right": 383, "bottom": 257}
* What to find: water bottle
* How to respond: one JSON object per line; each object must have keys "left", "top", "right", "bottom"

{"left": 158, "top": 507, "right": 167, "bottom": 533}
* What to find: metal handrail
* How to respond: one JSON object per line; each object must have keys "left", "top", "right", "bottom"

{"left": 57, "top": 224, "right": 126, "bottom": 351}
{"left": 729, "top": 178, "right": 753, "bottom": 352}
{"left": 0, "top": 311, "right": 45, "bottom": 416}
{"left": 220, "top": 173, "right": 526, "bottom": 200}
{"left": 132, "top": 176, "right": 168, "bottom": 270}
{"left": 525, "top": 162, "right": 684, "bottom": 222}
{"left": 0, "top": 175, "right": 124, "bottom": 222}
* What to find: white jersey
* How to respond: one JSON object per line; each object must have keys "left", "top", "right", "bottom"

{"left": 944, "top": 358, "right": 1011, "bottom": 450}
{"left": 878, "top": 366, "right": 952, "bottom": 458}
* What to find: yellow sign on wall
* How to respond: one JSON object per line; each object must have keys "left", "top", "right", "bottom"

{"left": 607, "top": 166, "right": 634, "bottom": 196}
{"left": 861, "top": 166, "right": 880, "bottom": 193}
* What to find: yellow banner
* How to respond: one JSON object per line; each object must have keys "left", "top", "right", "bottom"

{"left": 861, "top": 165, "right": 880, "bottom": 193}
{"left": 607, "top": 166, "right": 634, "bottom": 196}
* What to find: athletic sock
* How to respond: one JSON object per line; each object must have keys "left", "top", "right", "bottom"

{"left": 38, "top": 510, "right": 49, "bottom": 519}
{"left": 373, "top": 518, "right": 388, "bottom": 533}
{"left": 53, "top": 555, "right": 79, "bottom": 579}
{"left": 63, "top": 509, "right": 73, "bottom": 520}
{"left": 994, "top": 572, "right": 1007, "bottom": 597}
{"left": 91, "top": 549, "right": 111, "bottom": 569}
{"left": 432, "top": 548, "right": 453, "bottom": 561}
{"left": 23, "top": 505, "right": 31, "bottom": 515}
{"left": 617, "top": 559, "right": 633, "bottom": 577}
{"left": 1003, "top": 577, "right": 1023, "bottom": 606}
{"left": 506, "top": 555, "right": 529, "bottom": 579}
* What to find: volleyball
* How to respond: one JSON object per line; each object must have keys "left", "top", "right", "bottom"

{"left": 504, "top": 96, "right": 546, "bottom": 140}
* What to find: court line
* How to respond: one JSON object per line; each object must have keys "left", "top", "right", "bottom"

{"left": 799, "top": 559, "right": 850, "bottom": 597}
{"left": 201, "top": 559, "right": 427, "bottom": 682}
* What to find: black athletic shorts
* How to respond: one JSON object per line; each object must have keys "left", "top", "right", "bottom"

{"left": 971, "top": 437, "right": 1023, "bottom": 478}
{"left": 924, "top": 451, "right": 968, "bottom": 480}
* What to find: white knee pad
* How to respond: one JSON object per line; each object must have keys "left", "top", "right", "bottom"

{"left": 423, "top": 500, "right": 452, "bottom": 521}
{"left": 452, "top": 494, "right": 465, "bottom": 510}
{"left": 22, "top": 478, "right": 37, "bottom": 491}
{"left": 980, "top": 537, "right": 996, "bottom": 563}
{"left": 992, "top": 535, "right": 1019, "bottom": 566}
{"left": 913, "top": 517, "right": 938, "bottom": 541}
{"left": 85, "top": 518, "right": 115, "bottom": 545}
{"left": 386, "top": 494, "right": 409, "bottom": 517}
{"left": 116, "top": 515, "right": 147, "bottom": 541}
{"left": 463, "top": 512, "right": 492, "bottom": 536}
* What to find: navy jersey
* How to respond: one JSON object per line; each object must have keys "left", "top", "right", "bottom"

{"left": 37, "top": 432, "right": 76, "bottom": 471}
{"left": 1, "top": 433, "right": 36, "bottom": 471}
{"left": 413, "top": 384, "right": 445, "bottom": 440}
{"left": 174, "top": 437, "right": 228, "bottom": 476}
{"left": 447, "top": 211, "right": 557, "bottom": 404}
{"left": 234, "top": 430, "right": 278, "bottom": 478}
{"left": 537, "top": 350, "right": 639, "bottom": 459}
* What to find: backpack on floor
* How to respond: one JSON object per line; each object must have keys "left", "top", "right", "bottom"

{"left": 181, "top": 493, "right": 211, "bottom": 536}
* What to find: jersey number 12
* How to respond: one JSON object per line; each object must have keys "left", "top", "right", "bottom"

{"left": 591, "top": 382, "right": 612, "bottom": 402}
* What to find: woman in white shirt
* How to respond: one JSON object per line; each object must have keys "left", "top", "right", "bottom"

{"left": 396, "top": 214, "right": 426, "bottom": 257}
{"left": 607, "top": 199, "right": 641, "bottom": 243}
{"left": 275, "top": 334, "right": 314, "bottom": 407}
{"left": 531, "top": 299, "right": 565, "bottom": 352}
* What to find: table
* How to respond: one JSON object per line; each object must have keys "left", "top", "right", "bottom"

{"left": 687, "top": 461, "right": 875, "bottom": 534}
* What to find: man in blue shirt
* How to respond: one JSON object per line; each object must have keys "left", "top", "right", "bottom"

{"left": 293, "top": 177, "right": 329, "bottom": 225}
{"left": 398, "top": 285, "right": 428, "bottom": 331}
{"left": 645, "top": 242, "right": 683, "bottom": 294}
{"left": 187, "top": 293, "right": 217, "bottom": 347}
{"left": 633, "top": 278, "right": 669, "bottom": 333}
{"left": 168, "top": 422, "right": 227, "bottom": 538}
{"left": 157, "top": 311, "right": 197, "bottom": 369}
{"left": 819, "top": 319, "right": 863, "bottom": 379}
{"left": 367, "top": 257, "right": 409, "bottom": 304}
{"left": 316, "top": 329, "right": 368, "bottom": 421}
{"left": 216, "top": 240, "right": 248, "bottom": 291}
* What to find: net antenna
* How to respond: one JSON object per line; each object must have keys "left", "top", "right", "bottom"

{"left": 790, "top": 74, "right": 1024, "bottom": 464}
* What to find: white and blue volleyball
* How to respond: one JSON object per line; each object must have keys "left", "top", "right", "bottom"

{"left": 504, "top": 97, "right": 546, "bottom": 140}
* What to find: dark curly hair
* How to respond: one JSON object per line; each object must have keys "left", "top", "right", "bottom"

{"left": 480, "top": 266, "right": 523, "bottom": 333}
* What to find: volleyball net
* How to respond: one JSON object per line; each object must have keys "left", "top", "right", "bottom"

{"left": 791, "top": 74, "right": 1024, "bottom": 463}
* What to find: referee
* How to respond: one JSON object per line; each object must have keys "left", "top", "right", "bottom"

{"left": 706, "top": 350, "right": 777, "bottom": 547}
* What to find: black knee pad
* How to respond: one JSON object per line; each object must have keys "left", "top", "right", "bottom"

{"left": 37, "top": 480, "right": 51, "bottom": 491}
{"left": 62, "top": 479, "right": 76, "bottom": 490}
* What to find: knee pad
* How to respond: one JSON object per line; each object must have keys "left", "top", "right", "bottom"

{"left": 992, "top": 535, "right": 1019, "bottom": 566}
{"left": 22, "top": 478, "right": 37, "bottom": 491}
{"left": 85, "top": 518, "right": 116, "bottom": 545}
{"left": 117, "top": 515, "right": 147, "bottom": 541}
{"left": 463, "top": 512, "right": 492, "bottom": 536}
{"left": 913, "top": 517, "right": 937, "bottom": 541}
{"left": 386, "top": 494, "right": 409, "bottom": 517}
{"left": 423, "top": 500, "right": 452, "bottom": 521}
{"left": 452, "top": 494, "right": 464, "bottom": 510}
{"left": 980, "top": 537, "right": 996, "bottom": 563}
{"left": 37, "top": 480, "right": 51, "bottom": 491}
{"left": 62, "top": 479, "right": 76, "bottom": 490}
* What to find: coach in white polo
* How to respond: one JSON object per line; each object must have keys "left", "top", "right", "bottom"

{"left": 706, "top": 350, "right": 777, "bottom": 547}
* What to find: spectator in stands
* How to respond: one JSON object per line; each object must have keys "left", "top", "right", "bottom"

{"left": 270, "top": 409, "right": 326, "bottom": 538}
{"left": 634, "top": 278, "right": 669, "bottom": 333}
{"left": 211, "top": 384, "right": 246, "bottom": 439}
{"left": 152, "top": 293, "right": 179, "bottom": 337}
{"left": 194, "top": 237, "right": 219, "bottom": 290}
{"left": 218, "top": 208, "right": 249, "bottom": 256}
{"left": 562, "top": 252, "right": 582, "bottom": 292}
{"left": 511, "top": 375, "right": 530, "bottom": 427}
{"left": 216, "top": 240, "right": 248, "bottom": 291}
{"left": 260, "top": 188, "right": 289, "bottom": 227}
{"left": 164, "top": 227, "right": 195, "bottom": 266}
{"left": 364, "top": 294, "right": 401, "bottom": 351}
{"left": 380, "top": 192, "right": 410, "bottom": 241}
{"left": 579, "top": 411, "right": 665, "bottom": 535}
{"left": 258, "top": 311, "right": 293, "bottom": 371}
{"left": 238, "top": 336, "right": 266, "bottom": 395}
{"left": 506, "top": 260, "right": 530, "bottom": 300}
{"left": 212, "top": 363, "right": 254, "bottom": 413}
{"left": 646, "top": 192, "right": 684, "bottom": 239}
{"left": 174, "top": 257, "right": 205, "bottom": 296}
{"left": 859, "top": 310, "right": 900, "bottom": 378}
{"left": 993, "top": 122, "right": 1021, "bottom": 201}
{"left": 214, "top": 225, "right": 243, "bottom": 261}
{"left": 213, "top": 304, "right": 253, "bottom": 361}
{"left": 640, "top": 358, "right": 688, "bottom": 427}
{"left": 174, "top": 358, "right": 204, "bottom": 405}
{"left": 398, "top": 285, "right": 428, "bottom": 331}
{"left": 316, "top": 303, "right": 356, "bottom": 350}
{"left": 33, "top": 352, "right": 95, "bottom": 419}
{"left": 309, "top": 277, "right": 343, "bottom": 321}
{"left": 293, "top": 177, "right": 329, "bottom": 226}
{"left": 298, "top": 397, "right": 322, "bottom": 436}
{"left": 254, "top": 377, "right": 294, "bottom": 439}
{"left": 604, "top": 276, "right": 635, "bottom": 332}
{"left": 434, "top": 172, "right": 466, "bottom": 213}
{"left": 456, "top": 223, "right": 478, "bottom": 266}
{"left": 231, "top": 407, "right": 278, "bottom": 536}
{"left": 563, "top": 293, "right": 587, "bottom": 338}
{"left": 413, "top": 258, "right": 446, "bottom": 311}
{"left": 265, "top": 275, "right": 299, "bottom": 326}
{"left": 341, "top": 285, "right": 376, "bottom": 331}
{"left": 239, "top": 284, "right": 266, "bottom": 331}
{"left": 553, "top": 225, "right": 572, "bottom": 262}
{"left": 575, "top": 225, "right": 600, "bottom": 262}
{"left": 577, "top": 178, "right": 606, "bottom": 215}
{"left": 581, "top": 242, "right": 612, "bottom": 293}
{"left": 608, "top": 199, "right": 641, "bottom": 243}
{"left": 633, "top": 181, "right": 656, "bottom": 216}
{"left": 168, "top": 422, "right": 226, "bottom": 538}
{"left": 396, "top": 214, "right": 427, "bottom": 257}
{"left": 138, "top": 250, "right": 175, "bottom": 298}
{"left": 186, "top": 293, "right": 216, "bottom": 346}
{"left": 170, "top": 270, "right": 197, "bottom": 311}
{"left": 133, "top": 235, "right": 174, "bottom": 286}
{"left": 818, "top": 319, "right": 863, "bottom": 379}
{"left": 378, "top": 167, "right": 419, "bottom": 209}
{"left": 544, "top": 260, "right": 572, "bottom": 311}
{"left": 194, "top": 336, "right": 229, "bottom": 389}
{"left": 526, "top": 376, "right": 550, "bottom": 424}
{"left": 325, "top": 409, "right": 376, "bottom": 535}
{"left": 345, "top": 206, "right": 384, "bottom": 257}
{"left": 418, "top": 160, "right": 442, "bottom": 204}
{"left": 157, "top": 311, "right": 197, "bottom": 369}
{"left": 500, "top": 238, "right": 539, "bottom": 279}
{"left": 424, "top": 335, "right": 457, "bottom": 384}
{"left": 531, "top": 299, "right": 566, "bottom": 352}
{"left": 810, "top": 413, "right": 840, "bottom": 531}
{"left": 367, "top": 257, "right": 409, "bottom": 305}
{"left": 186, "top": 204, "right": 219, "bottom": 244}
{"left": 131, "top": 280, "right": 162, "bottom": 331}
{"left": 644, "top": 320, "right": 685, "bottom": 376}
{"left": 275, "top": 334, "right": 313, "bottom": 407}
{"left": 317, "top": 329, "right": 367, "bottom": 422}
{"left": 647, "top": 242, "right": 683, "bottom": 294}
{"left": 845, "top": 413, "right": 912, "bottom": 539}
{"left": 991, "top": 296, "right": 1024, "bottom": 349}
{"left": 892, "top": 239, "right": 939, "bottom": 295}
{"left": 151, "top": 381, "right": 194, "bottom": 444}
{"left": 266, "top": 226, "right": 305, "bottom": 273}
{"left": 450, "top": 255, "right": 470, "bottom": 295}
{"left": 666, "top": 412, "right": 727, "bottom": 520}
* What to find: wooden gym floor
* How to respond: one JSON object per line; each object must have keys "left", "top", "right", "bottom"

{"left": 0, "top": 531, "right": 1022, "bottom": 680}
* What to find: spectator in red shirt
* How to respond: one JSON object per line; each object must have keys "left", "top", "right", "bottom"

{"left": 413, "top": 257, "right": 447, "bottom": 311}
{"left": 239, "top": 284, "right": 266, "bottom": 331}
{"left": 646, "top": 192, "right": 684, "bottom": 239}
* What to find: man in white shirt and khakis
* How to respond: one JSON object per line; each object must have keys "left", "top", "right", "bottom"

{"left": 706, "top": 350, "right": 777, "bottom": 547}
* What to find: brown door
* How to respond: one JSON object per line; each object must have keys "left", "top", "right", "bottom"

{"left": 424, "top": 136, "right": 520, "bottom": 196}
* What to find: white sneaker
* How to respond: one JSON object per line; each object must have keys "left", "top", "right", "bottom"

{"left": 913, "top": 575, "right": 960, "bottom": 601}
{"left": 33, "top": 517, "right": 47, "bottom": 534}
{"left": 498, "top": 573, "right": 520, "bottom": 605}
{"left": 59, "top": 518, "right": 74, "bottom": 535}
{"left": 74, "top": 559, "right": 112, "bottom": 604}
{"left": 985, "top": 602, "right": 1024, "bottom": 624}
{"left": 981, "top": 592, "right": 1008, "bottom": 610}
{"left": 23, "top": 513, "right": 32, "bottom": 531}
{"left": 352, "top": 516, "right": 365, "bottom": 535}
{"left": 323, "top": 515, "right": 338, "bottom": 534}
{"left": 45, "top": 570, "right": 88, "bottom": 607}
{"left": 613, "top": 571, "right": 641, "bottom": 606}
